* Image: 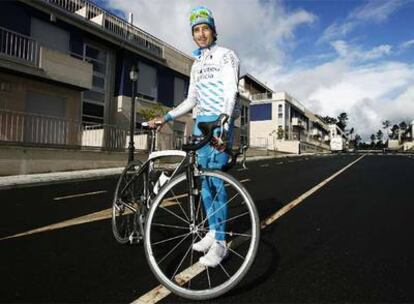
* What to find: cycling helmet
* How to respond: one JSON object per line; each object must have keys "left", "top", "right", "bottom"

{"left": 189, "top": 6, "right": 216, "bottom": 32}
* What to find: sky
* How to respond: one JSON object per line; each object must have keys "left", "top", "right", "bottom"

{"left": 94, "top": 0, "right": 414, "bottom": 140}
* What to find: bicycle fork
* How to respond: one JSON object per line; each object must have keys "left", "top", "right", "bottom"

{"left": 187, "top": 151, "right": 200, "bottom": 236}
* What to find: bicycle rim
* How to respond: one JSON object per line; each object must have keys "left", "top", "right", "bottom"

{"left": 112, "top": 161, "right": 145, "bottom": 244}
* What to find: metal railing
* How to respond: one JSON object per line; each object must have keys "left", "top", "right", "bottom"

{"left": 0, "top": 110, "right": 80, "bottom": 146}
{"left": 43, "top": 0, "right": 164, "bottom": 58}
{"left": 0, "top": 26, "right": 39, "bottom": 66}
{"left": 0, "top": 109, "right": 188, "bottom": 152}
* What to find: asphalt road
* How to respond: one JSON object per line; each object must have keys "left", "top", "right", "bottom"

{"left": 1, "top": 153, "right": 414, "bottom": 303}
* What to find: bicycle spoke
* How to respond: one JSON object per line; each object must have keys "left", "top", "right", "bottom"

{"left": 151, "top": 223, "right": 188, "bottom": 230}
{"left": 227, "top": 246, "right": 246, "bottom": 260}
{"left": 198, "top": 229, "right": 252, "bottom": 238}
{"left": 170, "top": 188, "right": 190, "bottom": 222}
{"left": 188, "top": 235, "right": 195, "bottom": 289}
{"left": 217, "top": 260, "right": 231, "bottom": 279}
{"left": 157, "top": 232, "right": 192, "bottom": 265}
{"left": 196, "top": 191, "right": 239, "bottom": 230}
{"left": 215, "top": 211, "right": 250, "bottom": 226}
{"left": 171, "top": 239, "right": 194, "bottom": 281}
{"left": 152, "top": 232, "right": 191, "bottom": 246}
{"left": 205, "top": 265, "right": 211, "bottom": 289}
{"left": 159, "top": 205, "right": 190, "bottom": 225}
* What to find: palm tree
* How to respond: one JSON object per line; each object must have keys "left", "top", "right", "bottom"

{"left": 354, "top": 134, "right": 362, "bottom": 149}
{"left": 382, "top": 120, "right": 391, "bottom": 140}
{"left": 376, "top": 130, "right": 384, "bottom": 148}
{"left": 376, "top": 130, "right": 383, "bottom": 142}
{"left": 370, "top": 134, "right": 376, "bottom": 147}
{"left": 390, "top": 124, "right": 400, "bottom": 140}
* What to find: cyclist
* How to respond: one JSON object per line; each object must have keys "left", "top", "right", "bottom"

{"left": 148, "top": 6, "right": 240, "bottom": 268}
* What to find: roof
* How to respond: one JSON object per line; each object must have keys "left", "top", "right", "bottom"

{"left": 240, "top": 73, "right": 273, "bottom": 93}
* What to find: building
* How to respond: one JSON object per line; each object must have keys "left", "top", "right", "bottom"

{"left": 388, "top": 120, "right": 414, "bottom": 151}
{"left": 249, "top": 91, "right": 330, "bottom": 154}
{"left": 237, "top": 73, "right": 272, "bottom": 147}
{"left": 0, "top": 0, "right": 196, "bottom": 174}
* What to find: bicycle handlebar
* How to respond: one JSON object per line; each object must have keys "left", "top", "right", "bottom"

{"left": 181, "top": 114, "right": 229, "bottom": 152}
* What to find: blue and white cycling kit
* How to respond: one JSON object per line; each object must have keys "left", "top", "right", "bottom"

{"left": 164, "top": 43, "right": 240, "bottom": 241}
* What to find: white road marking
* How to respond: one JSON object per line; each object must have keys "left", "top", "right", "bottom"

{"left": 53, "top": 190, "right": 107, "bottom": 201}
{"left": 0, "top": 209, "right": 112, "bottom": 241}
{"left": 1, "top": 179, "right": 251, "bottom": 241}
{"left": 260, "top": 164, "right": 269, "bottom": 167}
{"left": 261, "top": 154, "right": 365, "bottom": 228}
{"left": 276, "top": 162, "right": 283, "bottom": 165}
{"left": 132, "top": 154, "right": 366, "bottom": 304}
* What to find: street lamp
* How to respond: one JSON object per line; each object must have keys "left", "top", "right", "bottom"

{"left": 128, "top": 65, "right": 138, "bottom": 163}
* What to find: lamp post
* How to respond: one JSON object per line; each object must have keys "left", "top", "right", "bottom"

{"left": 128, "top": 65, "right": 138, "bottom": 163}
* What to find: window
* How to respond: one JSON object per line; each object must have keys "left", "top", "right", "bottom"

{"left": 174, "top": 77, "right": 186, "bottom": 106}
{"left": 250, "top": 104, "right": 272, "bottom": 121}
{"left": 31, "top": 18, "right": 69, "bottom": 53}
{"left": 241, "top": 105, "right": 249, "bottom": 126}
{"left": 138, "top": 62, "right": 157, "bottom": 100}
{"left": 26, "top": 92, "right": 66, "bottom": 117}
{"left": 82, "top": 44, "right": 108, "bottom": 124}
{"left": 278, "top": 104, "right": 283, "bottom": 118}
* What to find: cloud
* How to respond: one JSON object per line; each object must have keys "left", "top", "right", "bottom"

{"left": 272, "top": 58, "right": 414, "bottom": 139}
{"left": 400, "top": 39, "right": 414, "bottom": 50}
{"left": 320, "top": 0, "right": 406, "bottom": 43}
{"left": 103, "top": 0, "right": 316, "bottom": 75}
{"left": 100, "top": 0, "right": 413, "bottom": 140}
{"left": 330, "top": 40, "right": 392, "bottom": 61}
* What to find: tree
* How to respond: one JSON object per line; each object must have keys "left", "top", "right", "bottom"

{"left": 399, "top": 121, "right": 408, "bottom": 130}
{"left": 382, "top": 120, "right": 391, "bottom": 129}
{"left": 390, "top": 124, "right": 400, "bottom": 140}
{"left": 320, "top": 115, "right": 338, "bottom": 124}
{"left": 348, "top": 127, "right": 354, "bottom": 140}
{"left": 376, "top": 129, "right": 383, "bottom": 142}
{"left": 354, "top": 134, "right": 362, "bottom": 147}
{"left": 370, "top": 134, "right": 376, "bottom": 147}
{"left": 376, "top": 130, "right": 384, "bottom": 148}
{"left": 137, "top": 103, "right": 168, "bottom": 121}
{"left": 337, "top": 112, "right": 348, "bottom": 131}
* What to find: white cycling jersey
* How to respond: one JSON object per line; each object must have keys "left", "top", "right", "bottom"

{"left": 166, "top": 44, "right": 240, "bottom": 121}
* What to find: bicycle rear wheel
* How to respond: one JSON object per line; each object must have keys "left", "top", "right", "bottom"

{"left": 144, "top": 170, "right": 260, "bottom": 300}
{"left": 112, "top": 160, "right": 146, "bottom": 244}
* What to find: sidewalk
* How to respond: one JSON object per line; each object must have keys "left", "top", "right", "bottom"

{"left": 0, "top": 153, "right": 325, "bottom": 190}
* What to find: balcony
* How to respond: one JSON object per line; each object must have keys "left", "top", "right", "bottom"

{"left": 39, "top": 47, "right": 93, "bottom": 89}
{"left": 0, "top": 26, "right": 92, "bottom": 89}
{"left": 0, "top": 26, "right": 39, "bottom": 66}
{"left": 291, "top": 117, "right": 305, "bottom": 128}
{"left": 41, "top": 0, "right": 164, "bottom": 59}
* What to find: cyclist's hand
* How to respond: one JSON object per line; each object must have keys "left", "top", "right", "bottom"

{"left": 148, "top": 117, "right": 165, "bottom": 129}
{"left": 212, "top": 136, "right": 226, "bottom": 152}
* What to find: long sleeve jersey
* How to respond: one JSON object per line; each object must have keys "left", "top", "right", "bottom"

{"left": 165, "top": 44, "right": 240, "bottom": 121}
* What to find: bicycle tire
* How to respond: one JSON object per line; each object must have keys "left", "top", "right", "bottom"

{"left": 112, "top": 160, "right": 145, "bottom": 244}
{"left": 144, "top": 170, "right": 260, "bottom": 300}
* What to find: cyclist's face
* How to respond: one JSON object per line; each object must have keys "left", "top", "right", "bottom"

{"left": 192, "top": 24, "right": 214, "bottom": 48}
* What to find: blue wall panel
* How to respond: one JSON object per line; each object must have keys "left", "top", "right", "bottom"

{"left": 250, "top": 104, "right": 272, "bottom": 121}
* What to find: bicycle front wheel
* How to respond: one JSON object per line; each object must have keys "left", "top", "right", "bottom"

{"left": 112, "top": 160, "right": 145, "bottom": 244}
{"left": 144, "top": 170, "right": 260, "bottom": 300}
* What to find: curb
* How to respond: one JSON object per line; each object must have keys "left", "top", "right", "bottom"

{"left": 0, "top": 152, "right": 325, "bottom": 190}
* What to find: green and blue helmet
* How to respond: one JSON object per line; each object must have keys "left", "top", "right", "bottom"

{"left": 189, "top": 6, "right": 216, "bottom": 32}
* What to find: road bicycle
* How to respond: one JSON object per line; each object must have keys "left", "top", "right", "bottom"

{"left": 112, "top": 114, "right": 259, "bottom": 300}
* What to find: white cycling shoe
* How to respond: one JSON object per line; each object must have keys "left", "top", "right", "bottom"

{"left": 199, "top": 241, "right": 228, "bottom": 268}
{"left": 192, "top": 231, "right": 215, "bottom": 252}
